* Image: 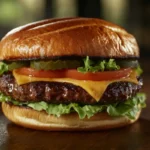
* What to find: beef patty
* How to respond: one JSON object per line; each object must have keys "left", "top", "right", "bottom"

{"left": 0, "top": 73, "right": 142, "bottom": 105}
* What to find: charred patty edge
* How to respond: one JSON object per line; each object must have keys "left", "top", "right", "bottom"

{"left": 0, "top": 73, "right": 142, "bottom": 105}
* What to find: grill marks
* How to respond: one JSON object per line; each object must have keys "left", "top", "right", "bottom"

{"left": 7, "top": 18, "right": 127, "bottom": 41}
{"left": 0, "top": 73, "right": 142, "bottom": 105}
{"left": 6, "top": 18, "right": 73, "bottom": 37}
{"left": 0, "top": 17, "right": 139, "bottom": 60}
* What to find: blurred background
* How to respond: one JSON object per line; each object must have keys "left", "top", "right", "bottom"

{"left": 0, "top": 0, "right": 150, "bottom": 138}
{"left": 0, "top": 1, "right": 150, "bottom": 146}
{"left": 0, "top": 0, "right": 149, "bottom": 57}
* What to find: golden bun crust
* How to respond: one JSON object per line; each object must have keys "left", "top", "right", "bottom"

{"left": 2, "top": 102, "right": 141, "bottom": 131}
{"left": 0, "top": 18, "right": 139, "bottom": 60}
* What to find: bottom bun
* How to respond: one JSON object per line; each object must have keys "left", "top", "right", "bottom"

{"left": 2, "top": 102, "right": 141, "bottom": 131}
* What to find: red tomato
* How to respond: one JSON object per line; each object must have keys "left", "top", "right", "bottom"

{"left": 15, "top": 67, "right": 132, "bottom": 81}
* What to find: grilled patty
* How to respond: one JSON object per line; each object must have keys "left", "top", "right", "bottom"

{"left": 0, "top": 73, "right": 142, "bottom": 105}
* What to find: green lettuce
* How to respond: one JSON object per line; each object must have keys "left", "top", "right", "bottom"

{"left": 107, "top": 93, "right": 146, "bottom": 119}
{"left": 0, "top": 61, "right": 27, "bottom": 74}
{"left": 136, "top": 65, "right": 143, "bottom": 76}
{"left": 0, "top": 58, "right": 142, "bottom": 74}
{"left": 77, "top": 56, "right": 120, "bottom": 73}
{"left": 0, "top": 62, "right": 8, "bottom": 75}
{"left": 0, "top": 93, "right": 146, "bottom": 119}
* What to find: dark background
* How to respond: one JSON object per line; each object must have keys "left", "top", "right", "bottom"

{"left": 0, "top": 1, "right": 150, "bottom": 149}
{"left": 0, "top": 0, "right": 149, "bottom": 57}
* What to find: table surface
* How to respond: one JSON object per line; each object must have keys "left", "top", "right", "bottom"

{"left": 0, "top": 59, "right": 150, "bottom": 150}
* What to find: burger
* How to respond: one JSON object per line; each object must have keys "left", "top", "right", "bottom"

{"left": 0, "top": 18, "right": 146, "bottom": 131}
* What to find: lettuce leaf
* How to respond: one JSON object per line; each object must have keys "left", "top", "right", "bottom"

{"left": 135, "top": 65, "right": 143, "bottom": 76}
{"left": 0, "top": 93, "right": 146, "bottom": 119}
{"left": 0, "top": 62, "right": 8, "bottom": 75}
{"left": 107, "top": 93, "right": 146, "bottom": 119}
{"left": 77, "top": 56, "right": 120, "bottom": 73}
{"left": 0, "top": 61, "right": 27, "bottom": 73}
{"left": 0, "top": 57, "right": 141, "bottom": 74}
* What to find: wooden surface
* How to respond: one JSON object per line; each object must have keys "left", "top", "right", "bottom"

{"left": 0, "top": 58, "right": 150, "bottom": 150}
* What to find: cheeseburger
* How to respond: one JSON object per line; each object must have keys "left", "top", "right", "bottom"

{"left": 0, "top": 18, "right": 146, "bottom": 130}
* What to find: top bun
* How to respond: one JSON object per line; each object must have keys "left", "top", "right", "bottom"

{"left": 0, "top": 18, "right": 139, "bottom": 61}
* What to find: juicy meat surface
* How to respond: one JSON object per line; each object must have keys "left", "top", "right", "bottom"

{"left": 0, "top": 73, "right": 142, "bottom": 105}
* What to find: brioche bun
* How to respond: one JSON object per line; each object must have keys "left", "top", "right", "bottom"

{"left": 2, "top": 102, "right": 141, "bottom": 131}
{"left": 0, "top": 18, "right": 139, "bottom": 61}
{"left": 0, "top": 18, "right": 141, "bottom": 131}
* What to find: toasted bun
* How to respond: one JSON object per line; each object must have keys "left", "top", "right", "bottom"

{"left": 2, "top": 102, "right": 141, "bottom": 131}
{"left": 0, "top": 18, "right": 139, "bottom": 61}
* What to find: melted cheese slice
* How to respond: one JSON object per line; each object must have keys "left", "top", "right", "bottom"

{"left": 13, "top": 70, "right": 138, "bottom": 102}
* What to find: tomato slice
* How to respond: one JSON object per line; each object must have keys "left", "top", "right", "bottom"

{"left": 65, "top": 68, "right": 132, "bottom": 81}
{"left": 15, "top": 67, "right": 132, "bottom": 81}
